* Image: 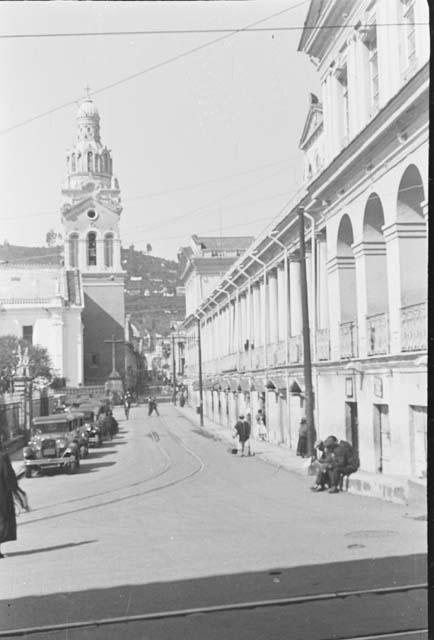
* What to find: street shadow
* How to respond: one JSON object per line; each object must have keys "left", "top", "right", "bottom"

{"left": 0, "top": 553, "right": 427, "bottom": 639}
{"left": 78, "top": 461, "right": 117, "bottom": 474}
{"left": 86, "top": 450, "right": 117, "bottom": 459}
{"left": 5, "top": 540, "right": 97, "bottom": 557}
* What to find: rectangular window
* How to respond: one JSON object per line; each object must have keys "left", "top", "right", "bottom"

{"left": 361, "top": 13, "right": 379, "bottom": 114}
{"left": 368, "top": 38, "right": 379, "bottom": 111}
{"left": 403, "top": 1, "right": 417, "bottom": 68}
{"left": 335, "top": 63, "right": 349, "bottom": 143}
{"left": 91, "top": 354, "right": 99, "bottom": 367}
{"left": 22, "top": 325, "right": 33, "bottom": 345}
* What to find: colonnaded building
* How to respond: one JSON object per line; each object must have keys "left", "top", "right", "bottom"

{"left": 0, "top": 94, "right": 144, "bottom": 388}
{"left": 180, "top": 0, "right": 429, "bottom": 490}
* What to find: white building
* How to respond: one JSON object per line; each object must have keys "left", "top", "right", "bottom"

{"left": 179, "top": 235, "right": 254, "bottom": 317}
{"left": 182, "top": 0, "right": 428, "bottom": 487}
{"left": 0, "top": 263, "right": 84, "bottom": 385}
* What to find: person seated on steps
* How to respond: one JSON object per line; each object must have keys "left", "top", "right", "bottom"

{"left": 310, "top": 438, "right": 336, "bottom": 492}
{"left": 324, "top": 436, "right": 360, "bottom": 494}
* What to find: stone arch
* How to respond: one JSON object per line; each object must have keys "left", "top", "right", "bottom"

{"left": 397, "top": 164, "right": 425, "bottom": 223}
{"left": 395, "top": 163, "right": 427, "bottom": 314}
{"left": 336, "top": 214, "right": 358, "bottom": 346}
{"left": 362, "top": 193, "right": 390, "bottom": 355}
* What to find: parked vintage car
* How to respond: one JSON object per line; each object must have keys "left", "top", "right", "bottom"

{"left": 79, "top": 403, "right": 102, "bottom": 447}
{"left": 23, "top": 412, "right": 88, "bottom": 477}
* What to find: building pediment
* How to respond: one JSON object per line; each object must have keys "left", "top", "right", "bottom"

{"left": 61, "top": 195, "right": 121, "bottom": 221}
{"left": 299, "top": 95, "right": 323, "bottom": 150}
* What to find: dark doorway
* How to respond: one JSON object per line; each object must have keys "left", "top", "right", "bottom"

{"left": 373, "top": 404, "right": 390, "bottom": 473}
{"left": 345, "top": 402, "right": 359, "bottom": 454}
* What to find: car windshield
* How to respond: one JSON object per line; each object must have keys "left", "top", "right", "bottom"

{"left": 33, "top": 422, "right": 70, "bottom": 434}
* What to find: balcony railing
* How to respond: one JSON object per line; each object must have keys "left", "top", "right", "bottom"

{"left": 268, "top": 341, "right": 287, "bottom": 367}
{"left": 340, "top": 321, "right": 358, "bottom": 359}
{"left": 251, "top": 346, "right": 265, "bottom": 370}
{"left": 238, "top": 351, "right": 249, "bottom": 371}
{"left": 289, "top": 335, "right": 303, "bottom": 364}
{"left": 367, "top": 312, "right": 389, "bottom": 356}
{"left": 316, "top": 329, "right": 330, "bottom": 361}
{"left": 401, "top": 302, "right": 427, "bottom": 352}
{"left": 220, "top": 353, "right": 237, "bottom": 372}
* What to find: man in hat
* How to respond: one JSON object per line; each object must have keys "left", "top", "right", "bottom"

{"left": 233, "top": 415, "right": 251, "bottom": 457}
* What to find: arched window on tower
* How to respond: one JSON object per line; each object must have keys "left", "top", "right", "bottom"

{"left": 104, "top": 233, "right": 114, "bottom": 267}
{"left": 71, "top": 153, "right": 76, "bottom": 172}
{"left": 87, "top": 232, "right": 97, "bottom": 266}
{"left": 102, "top": 153, "right": 107, "bottom": 173}
{"left": 69, "top": 233, "right": 79, "bottom": 268}
{"left": 87, "top": 151, "right": 93, "bottom": 172}
{"left": 95, "top": 154, "right": 100, "bottom": 172}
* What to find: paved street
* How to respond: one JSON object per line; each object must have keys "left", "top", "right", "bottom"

{"left": 0, "top": 404, "right": 427, "bottom": 639}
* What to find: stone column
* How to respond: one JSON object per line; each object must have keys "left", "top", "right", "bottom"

{"left": 96, "top": 236, "right": 104, "bottom": 269}
{"left": 326, "top": 257, "right": 342, "bottom": 361}
{"left": 316, "top": 232, "right": 329, "bottom": 329}
{"left": 268, "top": 268, "right": 279, "bottom": 345}
{"left": 50, "top": 311, "right": 65, "bottom": 377}
{"left": 277, "top": 263, "right": 286, "bottom": 342}
{"left": 78, "top": 237, "right": 87, "bottom": 270}
{"left": 252, "top": 282, "right": 261, "bottom": 348}
{"left": 289, "top": 255, "right": 302, "bottom": 336}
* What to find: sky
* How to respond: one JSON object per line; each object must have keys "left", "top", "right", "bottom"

{"left": 0, "top": 0, "right": 319, "bottom": 260}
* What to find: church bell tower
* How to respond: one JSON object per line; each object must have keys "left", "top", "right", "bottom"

{"left": 61, "top": 91, "right": 126, "bottom": 384}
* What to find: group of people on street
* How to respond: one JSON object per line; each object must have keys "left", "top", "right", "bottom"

{"left": 310, "top": 435, "right": 360, "bottom": 494}
{"left": 232, "top": 408, "right": 268, "bottom": 456}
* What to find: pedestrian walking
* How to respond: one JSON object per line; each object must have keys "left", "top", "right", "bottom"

{"left": 148, "top": 396, "right": 160, "bottom": 416}
{"left": 233, "top": 415, "right": 252, "bottom": 456}
{"left": 123, "top": 393, "right": 131, "bottom": 420}
{"left": 296, "top": 417, "right": 308, "bottom": 457}
{"left": 0, "top": 438, "right": 29, "bottom": 558}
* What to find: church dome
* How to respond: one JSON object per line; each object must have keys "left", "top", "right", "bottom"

{"left": 77, "top": 98, "right": 99, "bottom": 120}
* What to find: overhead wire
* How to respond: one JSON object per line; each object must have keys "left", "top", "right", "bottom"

{"left": 0, "top": 0, "right": 309, "bottom": 137}
{"left": 0, "top": 22, "right": 428, "bottom": 39}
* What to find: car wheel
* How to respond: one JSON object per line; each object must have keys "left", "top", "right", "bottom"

{"left": 25, "top": 466, "right": 32, "bottom": 479}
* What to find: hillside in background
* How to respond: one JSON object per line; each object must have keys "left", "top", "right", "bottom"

{"left": 0, "top": 243, "right": 185, "bottom": 337}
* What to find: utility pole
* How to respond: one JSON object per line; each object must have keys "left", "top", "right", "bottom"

{"left": 298, "top": 207, "right": 316, "bottom": 455}
{"left": 171, "top": 331, "right": 177, "bottom": 405}
{"left": 196, "top": 316, "right": 204, "bottom": 427}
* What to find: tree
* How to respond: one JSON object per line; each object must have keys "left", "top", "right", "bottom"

{"left": 0, "top": 335, "right": 52, "bottom": 380}
{"left": 146, "top": 243, "right": 152, "bottom": 254}
{"left": 46, "top": 229, "right": 63, "bottom": 247}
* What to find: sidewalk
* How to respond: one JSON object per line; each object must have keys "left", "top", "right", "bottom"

{"left": 176, "top": 403, "right": 426, "bottom": 511}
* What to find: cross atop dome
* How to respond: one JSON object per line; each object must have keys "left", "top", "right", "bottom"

{"left": 85, "top": 84, "right": 91, "bottom": 99}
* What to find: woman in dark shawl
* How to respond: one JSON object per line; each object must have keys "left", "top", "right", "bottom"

{"left": 0, "top": 439, "right": 29, "bottom": 558}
